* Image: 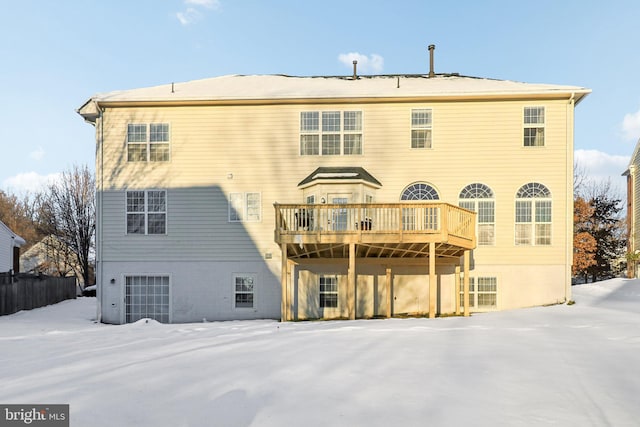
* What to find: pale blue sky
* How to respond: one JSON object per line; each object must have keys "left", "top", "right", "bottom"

{"left": 1, "top": 0, "right": 639, "bottom": 194}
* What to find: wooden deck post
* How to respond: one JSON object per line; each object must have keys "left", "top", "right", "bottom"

{"left": 455, "top": 265, "right": 461, "bottom": 315}
{"left": 281, "top": 243, "right": 288, "bottom": 322}
{"left": 428, "top": 241, "right": 436, "bottom": 319}
{"left": 463, "top": 250, "right": 470, "bottom": 317}
{"left": 348, "top": 243, "right": 356, "bottom": 320}
{"left": 386, "top": 267, "right": 392, "bottom": 318}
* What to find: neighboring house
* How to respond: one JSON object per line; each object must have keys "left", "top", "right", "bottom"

{"left": 0, "top": 220, "right": 25, "bottom": 274}
{"left": 20, "top": 235, "right": 82, "bottom": 283}
{"left": 78, "top": 62, "right": 590, "bottom": 324}
{"left": 623, "top": 138, "right": 640, "bottom": 277}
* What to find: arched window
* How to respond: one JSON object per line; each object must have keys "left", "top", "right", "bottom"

{"left": 459, "top": 183, "right": 495, "bottom": 245}
{"left": 515, "top": 183, "right": 552, "bottom": 245}
{"left": 400, "top": 183, "right": 439, "bottom": 230}
{"left": 401, "top": 182, "right": 439, "bottom": 200}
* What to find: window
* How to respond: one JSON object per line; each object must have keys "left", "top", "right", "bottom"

{"left": 126, "top": 190, "right": 166, "bottom": 235}
{"left": 229, "top": 192, "right": 261, "bottom": 222}
{"left": 460, "top": 277, "right": 497, "bottom": 309}
{"left": 411, "top": 109, "right": 432, "bottom": 148}
{"left": 234, "top": 274, "right": 255, "bottom": 308}
{"left": 459, "top": 183, "right": 495, "bottom": 245}
{"left": 300, "top": 111, "right": 362, "bottom": 155}
{"left": 515, "top": 183, "right": 551, "bottom": 245}
{"left": 125, "top": 275, "right": 170, "bottom": 323}
{"left": 401, "top": 183, "right": 439, "bottom": 201}
{"left": 127, "top": 123, "right": 170, "bottom": 162}
{"left": 401, "top": 183, "right": 439, "bottom": 230}
{"left": 523, "top": 107, "right": 544, "bottom": 147}
{"left": 319, "top": 276, "right": 338, "bottom": 308}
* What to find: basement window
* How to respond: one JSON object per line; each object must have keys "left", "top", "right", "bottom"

{"left": 460, "top": 277, "right": 497, "bottom": 309}
{"left": 234, "top": 274, "right": 255, "bottom": 309}
{"left": 319, "top": 276, "right": 338, "bottom": 308}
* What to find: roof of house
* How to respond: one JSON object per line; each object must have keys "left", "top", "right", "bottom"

{"left": 623, "top": 137, "right": 640, "bottom": 176}
{"left": 0, "top": 220, "right": 25, "bottom": 247}
{"left": 78, "top": 74, "right": 591, "bottom": 120}
{"left": 298, "top": 167, "right": 382, "bottom": 188}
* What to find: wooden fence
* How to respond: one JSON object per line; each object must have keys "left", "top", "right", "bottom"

{"left": 0, "top": 272, "right": 77, "bottom": 316}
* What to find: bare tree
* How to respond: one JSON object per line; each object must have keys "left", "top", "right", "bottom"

{"left": 38, "top": 165, "right": 95, "bottom": 285}
{"left": 573, "top": 160, "right": 588, "bottom": 196}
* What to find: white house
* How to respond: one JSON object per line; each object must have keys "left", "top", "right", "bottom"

{"left": 0, "top": 220, "right": 25, "bottom": 274}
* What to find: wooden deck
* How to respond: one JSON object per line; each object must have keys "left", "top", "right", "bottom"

{"left": 274, "top": 202, "right": 476, "bottom": 259}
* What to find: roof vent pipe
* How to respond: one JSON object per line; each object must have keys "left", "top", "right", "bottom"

{"left": 352, "top": 60, "right": 358, "bottom": 80}
{"left": 428, "top": 44, "right": 435, "bottom": 78}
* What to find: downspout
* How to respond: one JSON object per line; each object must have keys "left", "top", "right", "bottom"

{"left": 96, "top": 100, "right": 105, "bottom": 323}
{"left": 566, "top": 92, "right": 575, "bottom": 302}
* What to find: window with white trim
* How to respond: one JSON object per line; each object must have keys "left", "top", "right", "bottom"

{"left": 126, "top": 190, "right": 167, "bottom": 235}
{"left": 515, "top": 183, "right": 551, "bottom": 245}
{"left": 400, "top": 182, "right": 439, "bottom": 230}
{"left": 411, "top": 109, "right": 432, "bottom": 148}
{"left": 234, "top": 274, "right": 255, "bottom": 308}
{"left": 229, "top": 192, "right": 261, "bottom": 222}
{"left": 319, "top": 276, "right": 338, "bottom": 308}
{"left": 125, "top": 275, "right": 170, "bottom": 323}
{"left": 300, "top": 111, "right": 362, "bottom": 155}
{"left": 523, "top": 107, "right": 544, "bottom": 147}
{"left": 401, "top": 182, "right": 439, "bottom": 201}
{"left": 127, "top": 123, "right": 170, "bottom": 161}
{"left": 460, "top": 277, "right": 497, "bottom": 309}
{"left": 459, "top": 183, "right": 495, "bottom": 246}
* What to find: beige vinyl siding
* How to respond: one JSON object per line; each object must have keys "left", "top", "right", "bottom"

{"left": 98, "top": 99, "right": 571, "bottom": 267}
{"left": 633, "top": 166, "right": 640, "bottom": 251}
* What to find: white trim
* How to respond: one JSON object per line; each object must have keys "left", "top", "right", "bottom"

{"left": 299, "top": 109, "right": 364, "bottom": 156}
{"left": 319, "top": 274, "right": 339, "bottom": 309}
{"left": 458, "top": 183, "right": 496, "bottom": 246}
{"left": 228, "top": 191, "right": 262, "bottom": 223}
{"left": 124, "top": 189, "right": 168, "bottom": 235}
{"left": 514, "top": 182, "right": 552, "bottom": 246}
{"left": 126, "top": 122, "right": 171, "bottom": 162}
{"left": 232, "top": 273, "right": 257, "bottom": 310}
{"left": 522, "top": 106, "right": 545, "bottom": 147}
{"left": 460, "top": 275, "right": 499, "bottom": 311}
{"left": 121, "top": 273, "right": 172, "bottom": 324}
{"left": 410, "top": 107, "right": 433, "bottom": 149}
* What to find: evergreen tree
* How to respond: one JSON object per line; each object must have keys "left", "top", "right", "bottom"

{"left": 585, "top": 190, "right": 625, "bottom": 281}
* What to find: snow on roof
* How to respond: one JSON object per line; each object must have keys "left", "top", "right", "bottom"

{"left": 623, "top": 137, "right": 640, "bottom": 175}
{"left": 298, "top": 167, "right": 382, "bottom": 187}
{"left": 81, "top": 74, "right": 591, "bottom": 107}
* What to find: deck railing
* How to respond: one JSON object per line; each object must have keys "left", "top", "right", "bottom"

{"left": 274, "top": 203, "right": 475, "bottom": 244}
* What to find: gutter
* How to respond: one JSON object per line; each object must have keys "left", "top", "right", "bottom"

{"left": 567, "top": 92, "right": 576, "bottom": 302}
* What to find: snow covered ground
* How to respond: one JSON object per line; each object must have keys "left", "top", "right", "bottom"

{"left": 1, "top": 278, "right": 639, "bottom": 427}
